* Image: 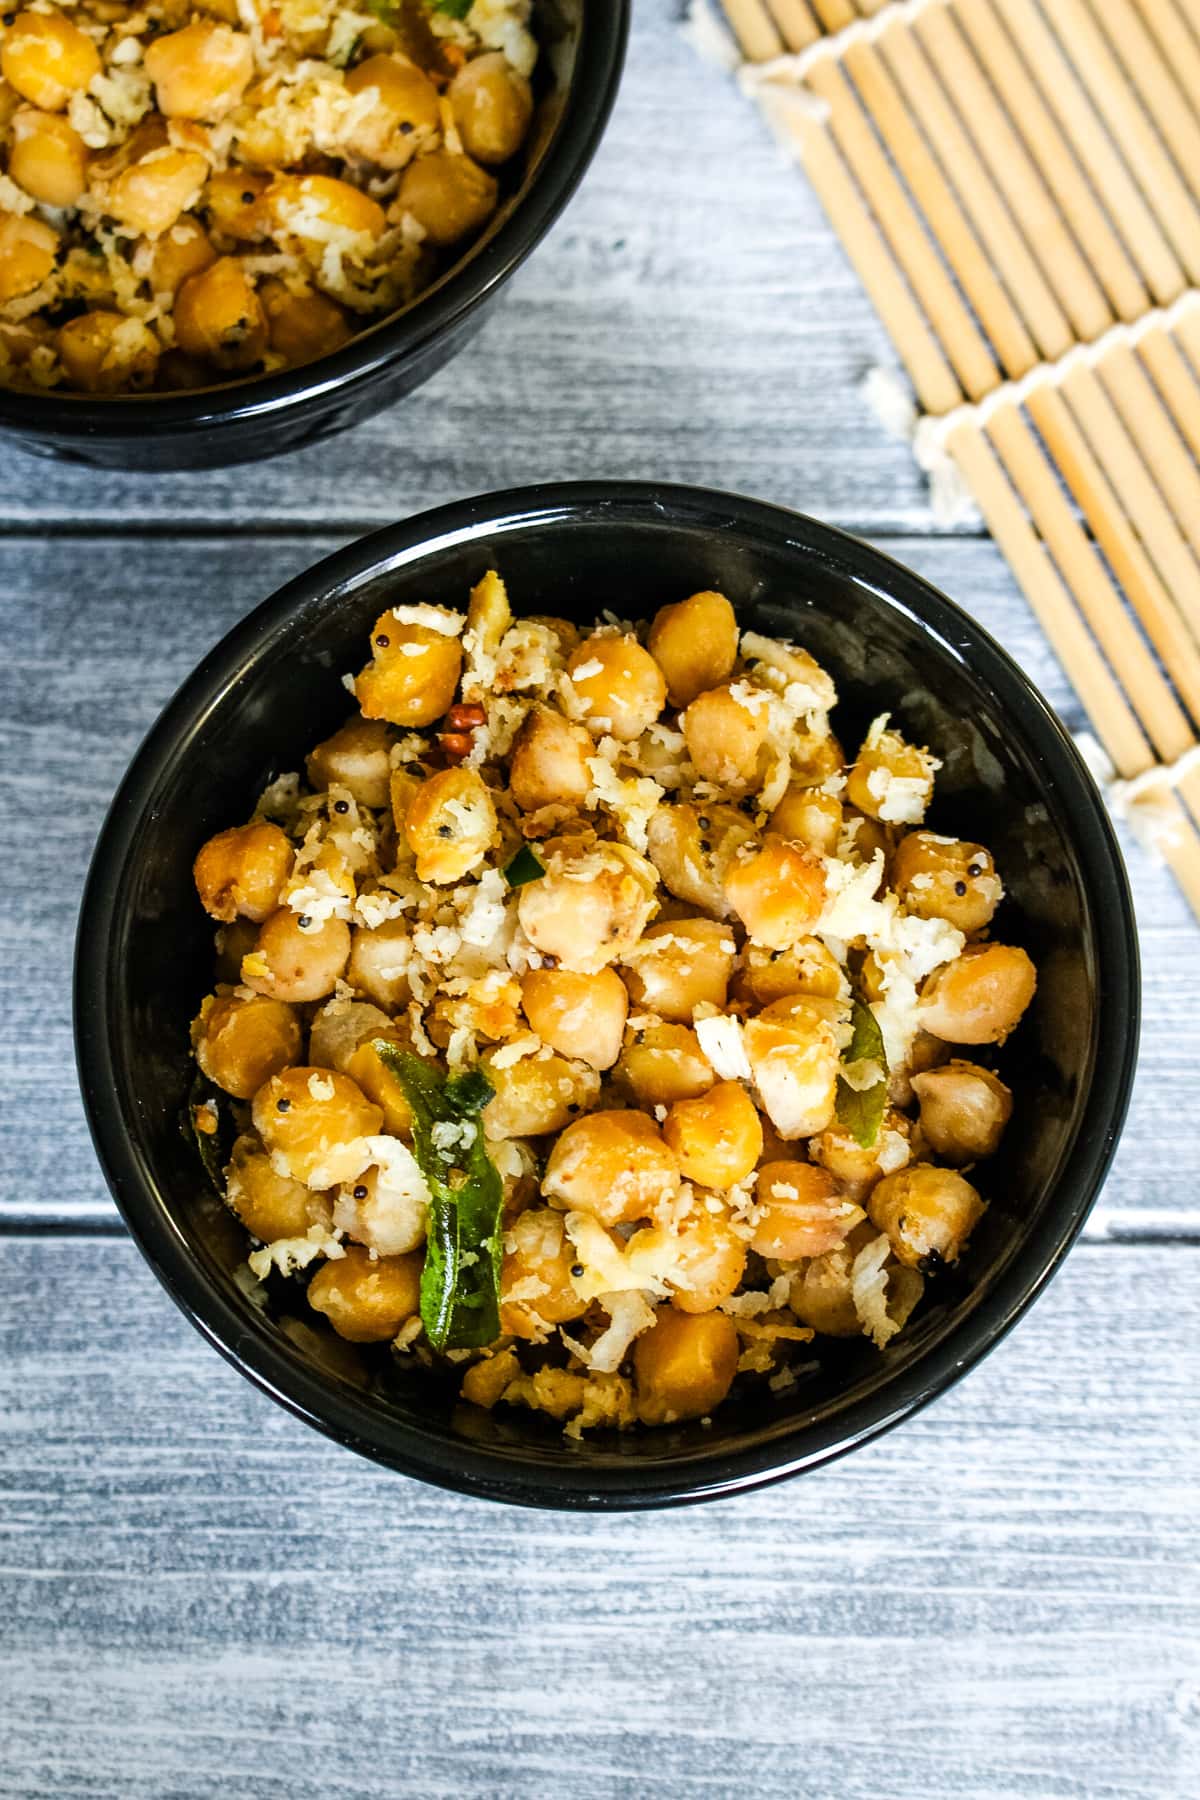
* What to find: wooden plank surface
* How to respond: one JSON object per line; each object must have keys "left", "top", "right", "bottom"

{"left": 1, "top": 1236, "right": 1197, "bottom": 1799}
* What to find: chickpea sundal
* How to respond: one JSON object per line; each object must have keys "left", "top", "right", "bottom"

{"left": 186, "top": 572, "right": 1037, "bottom": 1437}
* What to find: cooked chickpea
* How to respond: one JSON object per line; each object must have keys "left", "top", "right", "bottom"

{"left": 267, "top": 172, "right": 386, "bottom": 251}
{"left": 918, "top": 943, "right": 1037, "bottom": 1045}
{"left": 788, "top": 1240, "right": 861, "bottom": 1337}
{"left": 911, "top": 1060, "right": 1013, "bottom": 1164}
{"left": 204, "top": 168, "right": 271, "bottom": 243}
{"left": 723, "top": 836, "right": 827, "bottom": 949}
{"left": 542, "top": 1109, "right": 681, "bottom": 1227}
{"left": 355, "top": 608, "right": 463, "bottom": 728}
{"left": 846, "top": 718, "right": 937, "bottom": 824}
{"left": 252, "top": 1066, "right": 383, "bottom": 1188}
{"left": 769, "top": 783, "right": 843, "bottom": 855}
{"left": 448, "top": 51, "right": 533, "bottom": 164}
{"left": 0, "top": 209, "right": 57, "bottom": 303}
{"left": 481, "top": 1048, "right": 600, "bottom": 1140}
{"left": 224, "top": 1133, "right": 332, "bottom": 1242}
{"left": 500, "top": 1207, "right": 589, "bottom": 1339}
{"left": 520, "top": 966, "right": 628, "bottom": 1071}
{"left": 869, "top": 1164, "right": 985, "bottom": 1268}
{"left": 242, "top": 908, "right": 351, "bottom": 1004}
{"left": 634, "top": 1307, "right": 739, "bottom": 1425}
{"left": 508, "top": 704, "right": 593, "bottom": 812}
{"left": 751, "top": 1161, "right": 859, "bottom": 1260}
{"left": 668, "top": 1204, "right": 746, "bottom": 1314}
{"left": 308, "top": 999, "right": 392, "bottom": 1073}
{"left": 743, "top": 995, "right": 844, "bottom": 1140}
{"left": 57, "top": 310, "right": 160, "bottom": 393}
{"left": 793, "top": 726, "right": 846, "bottom": 788}
{"left": 842, "top": 809, "right": 891, "bottom": 865}
{"left": 663, "top": 1081, "right": 762, "bottom": 1189}
{"left": 213, "top": 916, "right": 258, "bottom": 984}
{"left": 108, "top": 147, "right": 209, "bottom": 240}
{"left": 682, "top": 684, "right": 769, "bottom": 791}
{"left": 398, "top": 148, "right": 497, "bottom": 248}
{"left": 401, "top": 766, "right": 497, "bottom": 884}
{"left": 174, "top": 256, "right": 268, "bottom": 371}
{"left": 563, "top": 635, "right": 667, "bottom": 742}
{"left": 260, "top": 278, "right": 352, "bottom": 366}
{"left": 191, "top": 991, "right": 301, "bottom": 1099}
{"left": 616, "top": 1019, "right": 714, "bottom": 1109}
{"left": 733, "top": 936, "right": 843, "bottom": 1010}
{"left": 307, "top": 1243, "right": 422, "bottom": 1343}
{"left": 8, "top": 107, "right": 87, "bottom": 205}
{"left": 344, "top": 1035, "right": 417, "bottom": 1139}
{"left": 144, "top": 23, "right": 254, "bottom": 122}
{"left": 646, "top": 802, "right": 755, "bottom": 918}
{"left": 808, "top": 1110, "right": 913, "bottom": 1199}
{"left": 345, "top": 919, "right": 411, "bottom": 1011}
{"left": 142, "top": 217, "right": 216, "bottom": 297}
{"left": 621, "top": 918, "right": 736, "bottom": 1023}
{"left": 306, "top": 716, "right": 395, "bottom": 810}
{"left": 647, "top": 589, "right": 738, "bottom": 709}
{"left": 1, "top": 10, "right": 100, "bottom": 112}
{"left": 193, "top": 821, "right": 293, "bottom": 922}
{"left": 891, "top": 832, "right": 1004, "bottom": 933}
{"left": 517, "top": 839, "right": 657, "bottom": 974}
{"left": 344, "top": 53, "right": 440, "bottom": 168}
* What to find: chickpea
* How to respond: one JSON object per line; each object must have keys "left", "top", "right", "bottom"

{"left": 448, "top": 51, "right": 533, "bottom": 164}
{"left": 333, "top": 1151, "right": 428, "bottom": 1256}
{"left": 355, "top": 608, "right": 463, "bottom": 728}
{"left": 508, "top": 704, "right": 593, "bottom": 812}
{"left": 647, "top": 589, "right": 738, "bottom": 710}
{"left": 191, "top": 991, "right": 301, "bottom": 1099}
{"left": 788, "top": 1240, "right": 861, "bottom": 1337}
{"left": 615, "top": 1019, "right": 714, "bottom": 1109}
{"left": 242, "top": 908, "right": 351, "bottom": 1004}
{"left": 846, "top": 718, "right": 937, "bottom": 825}
{"left": 155, "top": 348, "right": 210, "bottom": 391}
{"left": 919, "top": 943, "right": 1037, "bottom": 1045}
{"left": 346, "top": 1039, "right": 419, "bottom": 1140}
{"left": 174, "top": 256, "right": 268, "bottom": 371}
{"left": 793, "top": 726, "right": 846, "bottom": 788}
{"left": 769, "top": 782, "right": 843, "bottom": 856}
{"left": 542, "top": 1109, "right": 681, "bottom": 1227}
{"left": 481, "top": 1048, "right": 599, "bottom": 1140}
{"left": 306, "top": 716, "right": 394, "bottom": 810}
{"left": 7, "top": 106, "right": 86, "bottom": 205}
{"left": 622, "top": 918, "right": 736, "bottom": 1023}
{"left": 751, "top": 1160, "right": 859, "bottom": 1260}
{"left": 308, "top": 998, "right": 392, "bottom": 1073}
{"left": 144, "top": 23, "right": 254, "bottom": 122}
{"left": 252, "top": 1066, "right": 383, "bottom": 1188}
{"left": 562, "top": 634, "right": 667, "bottom": 742}
{"left": 308, "top": 1244, "right": 422, "bottom": 1343}
{"left": 520, "top": 966, "right": 628, "bottom": 1071}
{"left": 204, "top": 168, "right": 271, "bottom": 243}
{"left": 891, "top": 832, "right": 1004, "bottom": 933}
{"left": 57, "top": 310, "right": 160, "bottom": 394}
{"left": 268, "top": 172, "right": 385, "bottom": 252}
{"left": 500, "top": 1207, "right": 588, "bottom": 1339}
{"left": 225, "top": 1133, "right": 332, "bottom": 1242}
{"left": 723, "top": 836, "right": 827, "bottom": 949}
{"left": 193, "top": 821, "right": 293, "bottom": 922}
{"left": 260, "top": 278, "right": 352, "bottom": 367}
{"left": 401, "top": 765, "right": 497, "bottom": 883}
{"left": 213, "top": 916, "right": 258, "bottom": 984}
{"left": 142, "top": 217, "right": 216, "bottom": 297}
{"left": 0, "top": 209, "right": 57, "bottom": 303}
{"left": 809, "top": 1109, "right": 913, "bottom": 1200}
{"left": 634, "top": 1307, "right": 739, "bottom": 1425}
{"left": 517, "top": 838, "right": 657, "bottom": 974}
{"left": 345, "top": 919, "right": 411, "bottom": 1012}
{"left": 911, "top": 1060, "right": 1013, "bottom": 1164}
{"left": 1, "top": 10, "right": 100, "bottom": 112}
{"left": 344, "top": 53, "right": 440, "bottom": 168}
{"left": 733, "top": 936, "right": 844, "bottom": 1010}
{"left": 663, "top": 1080, "right": 762, "bottom": 1189}
{"left": 869, "top": 1164, "right": 986, "bottom": 1268}
{"left": 682, "top": 684, "right": 769, "bottom": 791}
{"left": 743, "top": 995, "right": 844, "bottom": 1140}
{"left": 842, "top": 809, "right": 891, "bottom": 865}
{"left": 646, "top": 802, "right": 756, "bottom": 918}
{"left": 398, "top": 148, "right": 497, "bottom": 248}
{"left": 667, "top": 1204, "right": 747, "bottom": 1314}
{"left": 108, "top": 147, "right": 209, "bottom": 240}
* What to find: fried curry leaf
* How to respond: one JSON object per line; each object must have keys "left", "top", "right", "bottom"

{"left": 427, "top": 0, "right": 473, "bottom": 17}
{"left": 370, "top": 1042, "right": 503, "bottom": 1350}
{"left": 183, "top": 1073, "right": 233, "bottom": 1197}
{"left": 363, "top": 0, "right": 458, "bottom": 73}
{"left": 835, "top": 997, "right": 889, "bottom": 1151}
{"left": 503, "top": 845, "right": 545, "bottom": 887}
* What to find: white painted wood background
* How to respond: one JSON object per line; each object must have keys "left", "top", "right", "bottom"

{"left": 0, "top": 6, "right": 1196, "bottom": 1795}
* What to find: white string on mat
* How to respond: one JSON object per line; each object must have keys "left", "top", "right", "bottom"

{"left": 1073, "top": 731, "right": 1200, "bottom": 863}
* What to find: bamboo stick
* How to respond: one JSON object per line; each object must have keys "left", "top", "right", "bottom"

{"left": 1001, "top": 0, "right": 1185, "bottom": 303}
{"left": 1136, "top": 326, "right": 1200, "bottom": 466}
{"left": 1172, "top": 304, "right": 1200, "bottom": 384}
{"left": 764, "top": 0, "right": 823, "bottom": 51}
{"left": 877, "top": 18, "right": 1073, "bottom": 362}
{"left": 954, "top": 0, "right": 1150, "bottom": 322}
{"left": 807, "top": 0, "right": 856, "bottom": 29}
{"left": 1094, "top": 342, "right": 1200, "bottom": 565}
{"left": 1094, "top": 0, "right": 1200, "bottom": 209}
{"left": 720, "top": 0, "right": 784, "bottom": 61}
{"left": 1129, "top": 0, "right": 1200, "bottom": 112}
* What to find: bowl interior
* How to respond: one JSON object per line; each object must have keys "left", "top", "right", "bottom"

{"left": 80, "top": 490, "right": 1134, "bottom": 1505}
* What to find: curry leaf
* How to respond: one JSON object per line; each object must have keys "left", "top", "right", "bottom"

{"left": 835, "top": 997, "right": 889, "bottom": 1150}
{"left": 503, "top": 845, "right": 545, "bottom": 887}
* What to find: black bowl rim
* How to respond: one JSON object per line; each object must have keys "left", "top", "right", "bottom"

{"left": 0, "top": 4, "right": 629, "bottom": 440}
{"left": 74, "top": 481, "right": 1141, "bottom": 1510}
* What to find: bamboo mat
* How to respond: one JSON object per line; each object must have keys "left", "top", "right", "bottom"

{"left": 714, "top": 0, "right": 1200, "bottom": 917}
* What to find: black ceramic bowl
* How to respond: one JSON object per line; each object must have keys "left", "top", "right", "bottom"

{"left": 0, "top": 5, "right": 627, "bottom": 471}
{"left": 75, "top": 484, "right": 1139, "bottom": 1508}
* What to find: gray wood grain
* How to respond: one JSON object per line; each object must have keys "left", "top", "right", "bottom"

{"left": 0, "top": 3, "right": 943, "bottom": 534}
{"left": 0, "top": 1235, "right": 1197, "bottom": 1799}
